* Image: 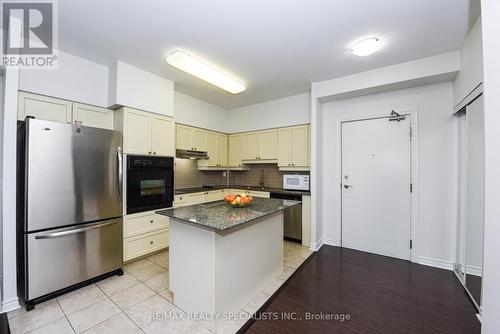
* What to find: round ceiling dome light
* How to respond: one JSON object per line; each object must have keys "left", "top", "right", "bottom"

{"left": 350, "top": 38, "right": 382, "bottom": 56}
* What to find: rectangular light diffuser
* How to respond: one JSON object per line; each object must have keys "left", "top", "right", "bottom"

{"left": 166, "top": 50, "right": 246, "bottom": 94}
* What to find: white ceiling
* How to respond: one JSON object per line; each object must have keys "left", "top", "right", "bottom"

{"left": 58, "top": 0, "right": 478, "bottom": 109}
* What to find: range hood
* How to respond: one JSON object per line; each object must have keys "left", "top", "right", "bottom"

{"left": 176, "top": 149, "right": 209, "bottom": 160}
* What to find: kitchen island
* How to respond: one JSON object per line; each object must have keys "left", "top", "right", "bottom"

{"left": 157, "top": 197, "right": 299, "bottom": 330}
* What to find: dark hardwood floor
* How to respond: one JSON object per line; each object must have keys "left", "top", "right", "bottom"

{"left": 244, "top": 246, "right": 480, "bottom": 334}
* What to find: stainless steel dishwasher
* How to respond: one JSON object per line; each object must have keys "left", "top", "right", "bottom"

{"left": 270, "top": 192, "right": 302, "bottom": 242}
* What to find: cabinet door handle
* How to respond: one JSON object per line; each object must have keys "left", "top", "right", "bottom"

{"left": 148, "top": 151, "right": 152, "bottom": 154}
{"left": 150, "top": 241, "right": 154, "bottom": 245}
{"left": 153, "top": 152, "right": 156, "bottom": 155}
{"left": 150, "top": 220, "right": 154, "bottom": 223}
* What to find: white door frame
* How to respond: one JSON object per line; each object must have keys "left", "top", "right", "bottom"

{"left": 336, "top": 109, "right": 419, "bottom": 262}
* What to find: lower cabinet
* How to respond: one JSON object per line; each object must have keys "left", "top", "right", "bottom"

{"left": 123, "top": 210, "right": 169, "bottom": 262}
{"left": 174, "top": 189, "right": 226, "bottom": 207}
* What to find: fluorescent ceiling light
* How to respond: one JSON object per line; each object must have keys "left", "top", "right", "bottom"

{"left": 166, "top": 50, "right": 246, "bottom": 94}
{"left": 350, "top": 38, "right": 382, "bottom": 56}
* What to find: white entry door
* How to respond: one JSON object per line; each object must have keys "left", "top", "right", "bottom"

{"left": 341, "top": 116, "right": 411, "bottom": 260}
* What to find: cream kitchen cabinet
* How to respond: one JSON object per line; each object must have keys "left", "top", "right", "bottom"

{"left": 241, "top": 189, "right": 270, "bottom": 198}
{"left": 176, "top": 124, "right": 207, "bottom": 151}
{"left": 278, "top": 125, "right": 310, "bottom": 168}
{"left": 216, "top": 133, "right": 228, "bottom": 166}
{"left": 123, "top": 210, "right": 169, "bottom": 262}
{"left": 241, "top": 132, "right": 259, "bottom": 160}
{"left": 228, "top": 134, "right": 242, "bottom": 167}
{"left": 72, "top": 103, "right": 114, "bottom": 130}
{"left": 115, "top": 107, "right": 175, "bottom": 157}
{"left": 123, "top": 228, "right": 169, "bottom": 262}
{"left": 174, "top": 189, "right": 226, "bottom": 207}
{"left": 18, "top": 91, "right": 72, "bottom": 123}
{"left": 151, "top": 114, "right": 176, "bottom": 156}
{"left": 258, "top": 129, "right": 278, "bottom": 159}
{"left": 199, "top": 131, "right": 228, "bottom": 167}
{"left": 241, "top": 129, "right": 278, "bottom": 161}
{"left": 18, "top": 92, "right": 115, "bottom": 130}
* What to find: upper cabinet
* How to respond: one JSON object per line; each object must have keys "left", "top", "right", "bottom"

{"left": 241, "top": 129, "right": 278, "bottom": 161}
{"left": 176, "top": 124, "right": 207, "bottom": 151}
{"left": 216, "top": 133, "right": 228, "bottom": 166}
{"left": 18, "top": 91, "right": 72, "bottom": 123}
{"left": 198, "top": 131, "right": 227, "bottom": 167}
{"left": 115, "top": 107, "right": 175, "bottom": 157}
{"left": 72, "top": 103, "right": 114, "bottom": 130}
{"left": 258, "top": 129, "right": 278, "bottom": 160}
{"left": 241, "top": 132, "right": 259, "bottom": 160}
{"left": 18, "top": 92, "right": 113, "bottom": 130}
{"left": 278, "top": 125, "right": 310, "bottom": 169}
{"left": 150, "top": 114, "right": 176, "bottom": 156}
{"left": 228, "top": 134, "right": 242, "bottom": 167}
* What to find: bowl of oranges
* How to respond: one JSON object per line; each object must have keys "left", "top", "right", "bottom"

{"left": 224, "top": 193, "right": 254, "bottom": 208}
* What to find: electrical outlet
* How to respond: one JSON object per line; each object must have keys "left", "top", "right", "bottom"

{"left": 222, "top": 171, "right": 227, "bottom": 177}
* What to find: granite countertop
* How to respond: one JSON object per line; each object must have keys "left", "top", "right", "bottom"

{"left": 174, "top": 185, "right": 310, "bottom": 196}
{"left": 157, "top": 197, "right": 300, "bottom": 232}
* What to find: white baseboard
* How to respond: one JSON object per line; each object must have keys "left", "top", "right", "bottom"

{"left": 418, "top": 256, "right": 453, "bottom": 271}
{"left": 322, "top": 238, "right": 339, "bottom": 247}
{"left": 2, "top": 297, "right": 20, "bottom": 313}
{"left": 310, "top": 238, "right": 324, "bottom": 251}
{"left": 465, "top": 265, "right": 483, "bottom": 277}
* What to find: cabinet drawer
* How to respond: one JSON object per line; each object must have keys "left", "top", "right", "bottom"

{"left": 248, "top": 190, "right": 270, "bottom": 198}
{"left": 124, "top": 213, "right": 169, "bottom": 238}
{"left": 124, "top": 228, "right": 169, "bottom": 261}
{"left": 174, "top": 194, "right": 187, "bottom": 207}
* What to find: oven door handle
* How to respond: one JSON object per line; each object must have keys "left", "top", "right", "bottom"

{"left": 117, "top": 146, "right": 123, "bottom": 203}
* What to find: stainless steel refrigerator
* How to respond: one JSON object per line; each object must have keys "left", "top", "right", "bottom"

{"left": 17, "top": 118, "right": 124, "bottom": 310}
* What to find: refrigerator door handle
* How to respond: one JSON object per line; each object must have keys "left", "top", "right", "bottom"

{"left": 34, "top": 221, "right": 118, "bottom": 239}
{"left": 117, "top": 146, "right": 123, "bottom": 203}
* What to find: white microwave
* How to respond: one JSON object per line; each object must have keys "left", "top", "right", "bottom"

{"left": 283, "top": 174, "right": 310, "bottom": 191}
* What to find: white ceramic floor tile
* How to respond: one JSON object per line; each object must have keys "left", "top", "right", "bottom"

{"left": 262, "top": 277, "right": 286, "bottom": 296}
{"left": 96, "top": 273, "right": 140, "bottom": 297}
{"left": 81, "top": 313, "right": 141, "bottom": 334}
{"left": 278, "top": 265, "right": 296, "bottom": 281}
{"left": 158, "top": 289, "right": 174, "bottom": 303}
{"left": 67, "top": 298, "right": 120, "bottom": 333}
{"left": 190, "top": 323, "right": 212, "bottom": 334}
{"left": 8, "top": 301, "right": 65, "bottom": 334}
{"left": 125, "top": 261, "right": 166, "bottom": 282}
{"left": 216, "top": 312, "right": 250, "bottom": 334}
{"left": 147, "top": 251, "right": 169, "bottom": 269}
{"left": 7, "top": 299, "right": 57, "bottom": 320}
{"left": 144, "top": 272, "right": 169, "bottom": 292}
{"left": 125, "top": 294, "right": 175, "bottom": 328}
{"left": 7, "top": 307, "right": 27, "bottom": 320}
{"left": 110, "top": 283, "right": 156, "bottom": 311}
{"left": 58, "top": 285, "right": 107, "bottom": 315}
{"left": 123, "top": 259, "right": 152, "bottom": 272}
{"left": 243, "top": 292, "right": 271, "bottom": 315}
{"left": 26, "top": 317, "right": 75, "bottom": 334}
{"left": 143, "top": 317, "right": 199, "bottom": 334}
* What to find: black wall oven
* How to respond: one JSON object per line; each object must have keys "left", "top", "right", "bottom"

{"left": 126, "top": 155, "right": 174, "bottom": 214}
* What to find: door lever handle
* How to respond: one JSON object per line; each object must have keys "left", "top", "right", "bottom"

{"left": 343, "top": 184, "right": 351, "bottom": 189}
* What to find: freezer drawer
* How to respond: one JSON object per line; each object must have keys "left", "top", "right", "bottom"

{"left": 26, "top": 218, "right": 123, "bottom": 300}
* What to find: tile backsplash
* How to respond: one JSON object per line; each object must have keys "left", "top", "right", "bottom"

{"left": 174, "top": 159, "right": 227, "bottom": 189}
{"left": 229, "top": 164, "right": 309, "bottom": 189}
{"left": 174, "top": 160, "right": 310, "bottom": 190}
